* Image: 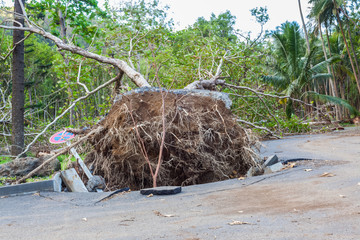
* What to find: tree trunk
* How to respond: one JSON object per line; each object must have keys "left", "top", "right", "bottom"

{"left": 298, "top": 0, "right": 311, "bottom": 54}
{"left": 336, "top": 11, "right": 360, "bottom": 94}
{"left": 347, "top": 27, "right": 360, "bottom": 82}
{"left": 57, "top": 6, "right": 75, "bottom": 125}
{"left": 11, "top": 0, "right": 26, "bottom": 156}
{"left": 318, "top": 21, "right": 339, "bottom": 120}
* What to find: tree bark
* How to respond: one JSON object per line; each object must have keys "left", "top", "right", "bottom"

{"left": 336, "top": 10, "right": 360, "bottom": 94}
{"left": 57, "top": 6, "right": 75, "bottom": 125}
{"left": 298, "top": 0, "right": 311, "bottom": 54}
{"left": 11, "top": 0, "right": 26, "bottom": 156}
{"left": 318, "top": 21, "right": 339, "bottom": 120}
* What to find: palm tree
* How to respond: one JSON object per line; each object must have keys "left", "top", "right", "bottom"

{"left": 309, "top": 0, "right": 360, "bottom": 94}
{"left": 309, "top": 1, "right": 340, "bottom": 119}
{"left": 298, "top": 0, "right": 311, "bottom": 54}
{"left": 262, "top": 22, "right": 332, "bottom": 118}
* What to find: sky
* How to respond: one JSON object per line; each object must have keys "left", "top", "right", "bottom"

{"left": 158, "top": 0, "right": 311, "bottom": 36}
{"left": 2, "top": 0, "right": 312, "bottom": 37}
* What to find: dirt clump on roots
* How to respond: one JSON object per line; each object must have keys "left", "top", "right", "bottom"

{"left": 85, "top": 90, "right": 260, "bottom": 191}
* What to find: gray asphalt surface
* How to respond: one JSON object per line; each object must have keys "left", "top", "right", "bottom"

{"left": 1, "top": 127, "right": 360, "bottom": 240}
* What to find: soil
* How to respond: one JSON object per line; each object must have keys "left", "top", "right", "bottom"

{"left": 85, "top": 91, "right": 259, "bottom": 190}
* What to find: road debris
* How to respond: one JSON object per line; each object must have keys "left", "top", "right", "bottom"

{"left": 140, "top": 186, "right": 182, "bottom": 195}
{"left": 153, "top": 211, "right": 175, "bottom": 217}
{"left": 228, "top": 220, "right": 253, "bottom": 225}
{"left": 60, "top": 168, "right": 88, "bottom": 192}
{"left": 95, "top": 187, "right": 130, "bottom": 204}
{"left": 320, "top": 172, "right": 335, "bottom": 177}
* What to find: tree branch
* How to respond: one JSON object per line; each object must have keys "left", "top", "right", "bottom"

{"left": 0, "top": 11, "right": 150, "bottom": 88}
{"left": 15, "top": 73, "right": 124, "bottom": 159}
{"left": 184, "top": 51, "right": 228, "bottom": 90}
{"left": 15, "top": 126, "right": 103, "bottom": 184}
{"left": 237, "top": 119, "right": 280, "bottom": 139}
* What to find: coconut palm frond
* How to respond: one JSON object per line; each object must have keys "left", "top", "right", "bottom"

{"left": 261, "top": 75, "right": 289, "bottom": 90}
{"left": 306, "top": 91, "right": 360, "bottom": 116}
{"left": 311, "top": 55, "right": 341, "bottom": 72}
{"left": 311, "top": 73, "right": 332, "bottom": 80}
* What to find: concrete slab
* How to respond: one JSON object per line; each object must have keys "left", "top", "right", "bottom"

{"left": 264, "top": 162, "right": 284, "bottom": 174}
{"left": 0, "top": 180, "right": 57, "bottom": 197}
{"left": 60, "top": 168, "right": 88, "bottom": 192}
{"left": 263, "top": 154, "right": 278, "bottom": 167}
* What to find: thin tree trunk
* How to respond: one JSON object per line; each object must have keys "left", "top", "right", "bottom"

{"left": 58, "top": 5, "right": 75, "bottom": 125}
{"left": 347, "top": 27, "right": 360, "bottom": 81}
{"left": 11, "top": 0, "right": 25, "bottom": 156}
{"left": 325, "top": 27, "right": 342, "bottom": 119}
{"left": 336, "top": 11, "right": 360, "bottom": 94}
{"left": 319, "top": 21, "right": 339, "bottom": 120}
{"left": 298, "top": 0, "right": 311, "bottom": 54}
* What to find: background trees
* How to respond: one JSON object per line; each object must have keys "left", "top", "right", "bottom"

{"left": 0, "top": 0, "right": 359, "bottom": 156}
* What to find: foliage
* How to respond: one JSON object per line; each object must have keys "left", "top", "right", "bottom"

{"left": 0, "top": 156, "right": 12, "bottom": 165}
{"left": 1, "top": 0, "right": 360, "bottom": 156}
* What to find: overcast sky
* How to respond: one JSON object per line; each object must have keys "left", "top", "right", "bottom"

{"left": 105, "top": 0, "right": 312, "bottom": 37}
{"left": 2, "top": 0, "right": 312, "bottom": 37}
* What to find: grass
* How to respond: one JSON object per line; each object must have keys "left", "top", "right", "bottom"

{"left": 0, "top": 156, "right": 13, "bottom": 165}
{"left": 0, "top": 176, "right": 16, "bottom": 187}
{"left": 57, "top": 153, "right": 86, "bottom": 171}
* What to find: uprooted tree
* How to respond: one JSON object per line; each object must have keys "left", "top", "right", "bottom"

{"left": 1, "top": 0, "right": 333, "bottom": 189}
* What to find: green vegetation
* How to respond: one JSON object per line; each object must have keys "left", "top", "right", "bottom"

{"left": 0, "top": 0, "right": 359, "bottom": 156}
{"left": 0, "top": 156, "right": 12, "bottom": 165}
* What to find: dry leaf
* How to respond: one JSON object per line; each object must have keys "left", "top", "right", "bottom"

{"left": 238, "top": 177, "right": 246, "bottom": 180}
{"left": 153, "top": 211, "right": 174, "bottom": 217}
{"left": 287, "top": 163, "right": 296, "bottom": 168}
{"left": 320, "top": 172, "right": 335, "bottom": 177}
{"left": 282, "top": 162, "right": 296, "bottom": 170}
{"left": 304, "top": 169, "right": 312, "bottom": 172}
{"left": 228, "top": 220, "right": 252, "bottom": 226}
{"left": 147, "top": 193, "right": 153, "bottom": 198}
{"left": 32, "top": 192, "right": 40, "bottom": 196}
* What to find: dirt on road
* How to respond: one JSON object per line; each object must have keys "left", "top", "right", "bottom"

{"left": 0, "top": 127, "right": 359, "bottom": 240}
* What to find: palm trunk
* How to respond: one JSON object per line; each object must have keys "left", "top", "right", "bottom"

{"left": 347, "top": 28, "right": 360, "bottom": 81}
{"left": 319, "top": 21, "right": 339, "bottom": 120}
{"left": 336, "top": 11, "right": 360, "bottom": 94}
{"left": 298, "top": 0, "right": 310, "bottom": 54}
{"left": 325, "top": 27, "right": 343, "bottom": 119}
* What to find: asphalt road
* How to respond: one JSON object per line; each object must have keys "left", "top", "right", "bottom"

{"left": 1, "top": 128, "right": 360, "bottom": 240}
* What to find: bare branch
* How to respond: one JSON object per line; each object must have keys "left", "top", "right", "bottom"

{"left": 237, "top": 119, "right": 280, "bottom": 139}
{"left": 76, "top": 60, "right": 90, "bottom": 94}
{"left": 15, "top": 73, "right": 124, "bottom": 159}
{"left": 15, "top": 126, "right": 103, "bottom": 184}
{"left": 224, "top": 83, "right": 320, "bottom": 110}
{"left": 0, "top": 32, "right": 32, "bottom": 61}
{"left": 0, "top": 11, "right": 150, "bottom": 88}
{"left": 185, "top": 51, "right": 228, "bottom": 90}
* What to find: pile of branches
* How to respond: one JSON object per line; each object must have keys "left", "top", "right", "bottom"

{"left": 85, "top": 90, "right": 260, "bottom": 190}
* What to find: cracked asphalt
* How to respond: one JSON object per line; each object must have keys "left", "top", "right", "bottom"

{"left": 1, "top": 127, "right": 360, "bottom": 240}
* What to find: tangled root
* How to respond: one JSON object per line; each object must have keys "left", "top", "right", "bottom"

{"left": 85, "top": 91, "right": 260, "bottom": 190}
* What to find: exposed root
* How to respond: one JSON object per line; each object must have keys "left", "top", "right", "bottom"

{"left": 85, "top": 91, "right": 260, "bottom": 190}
